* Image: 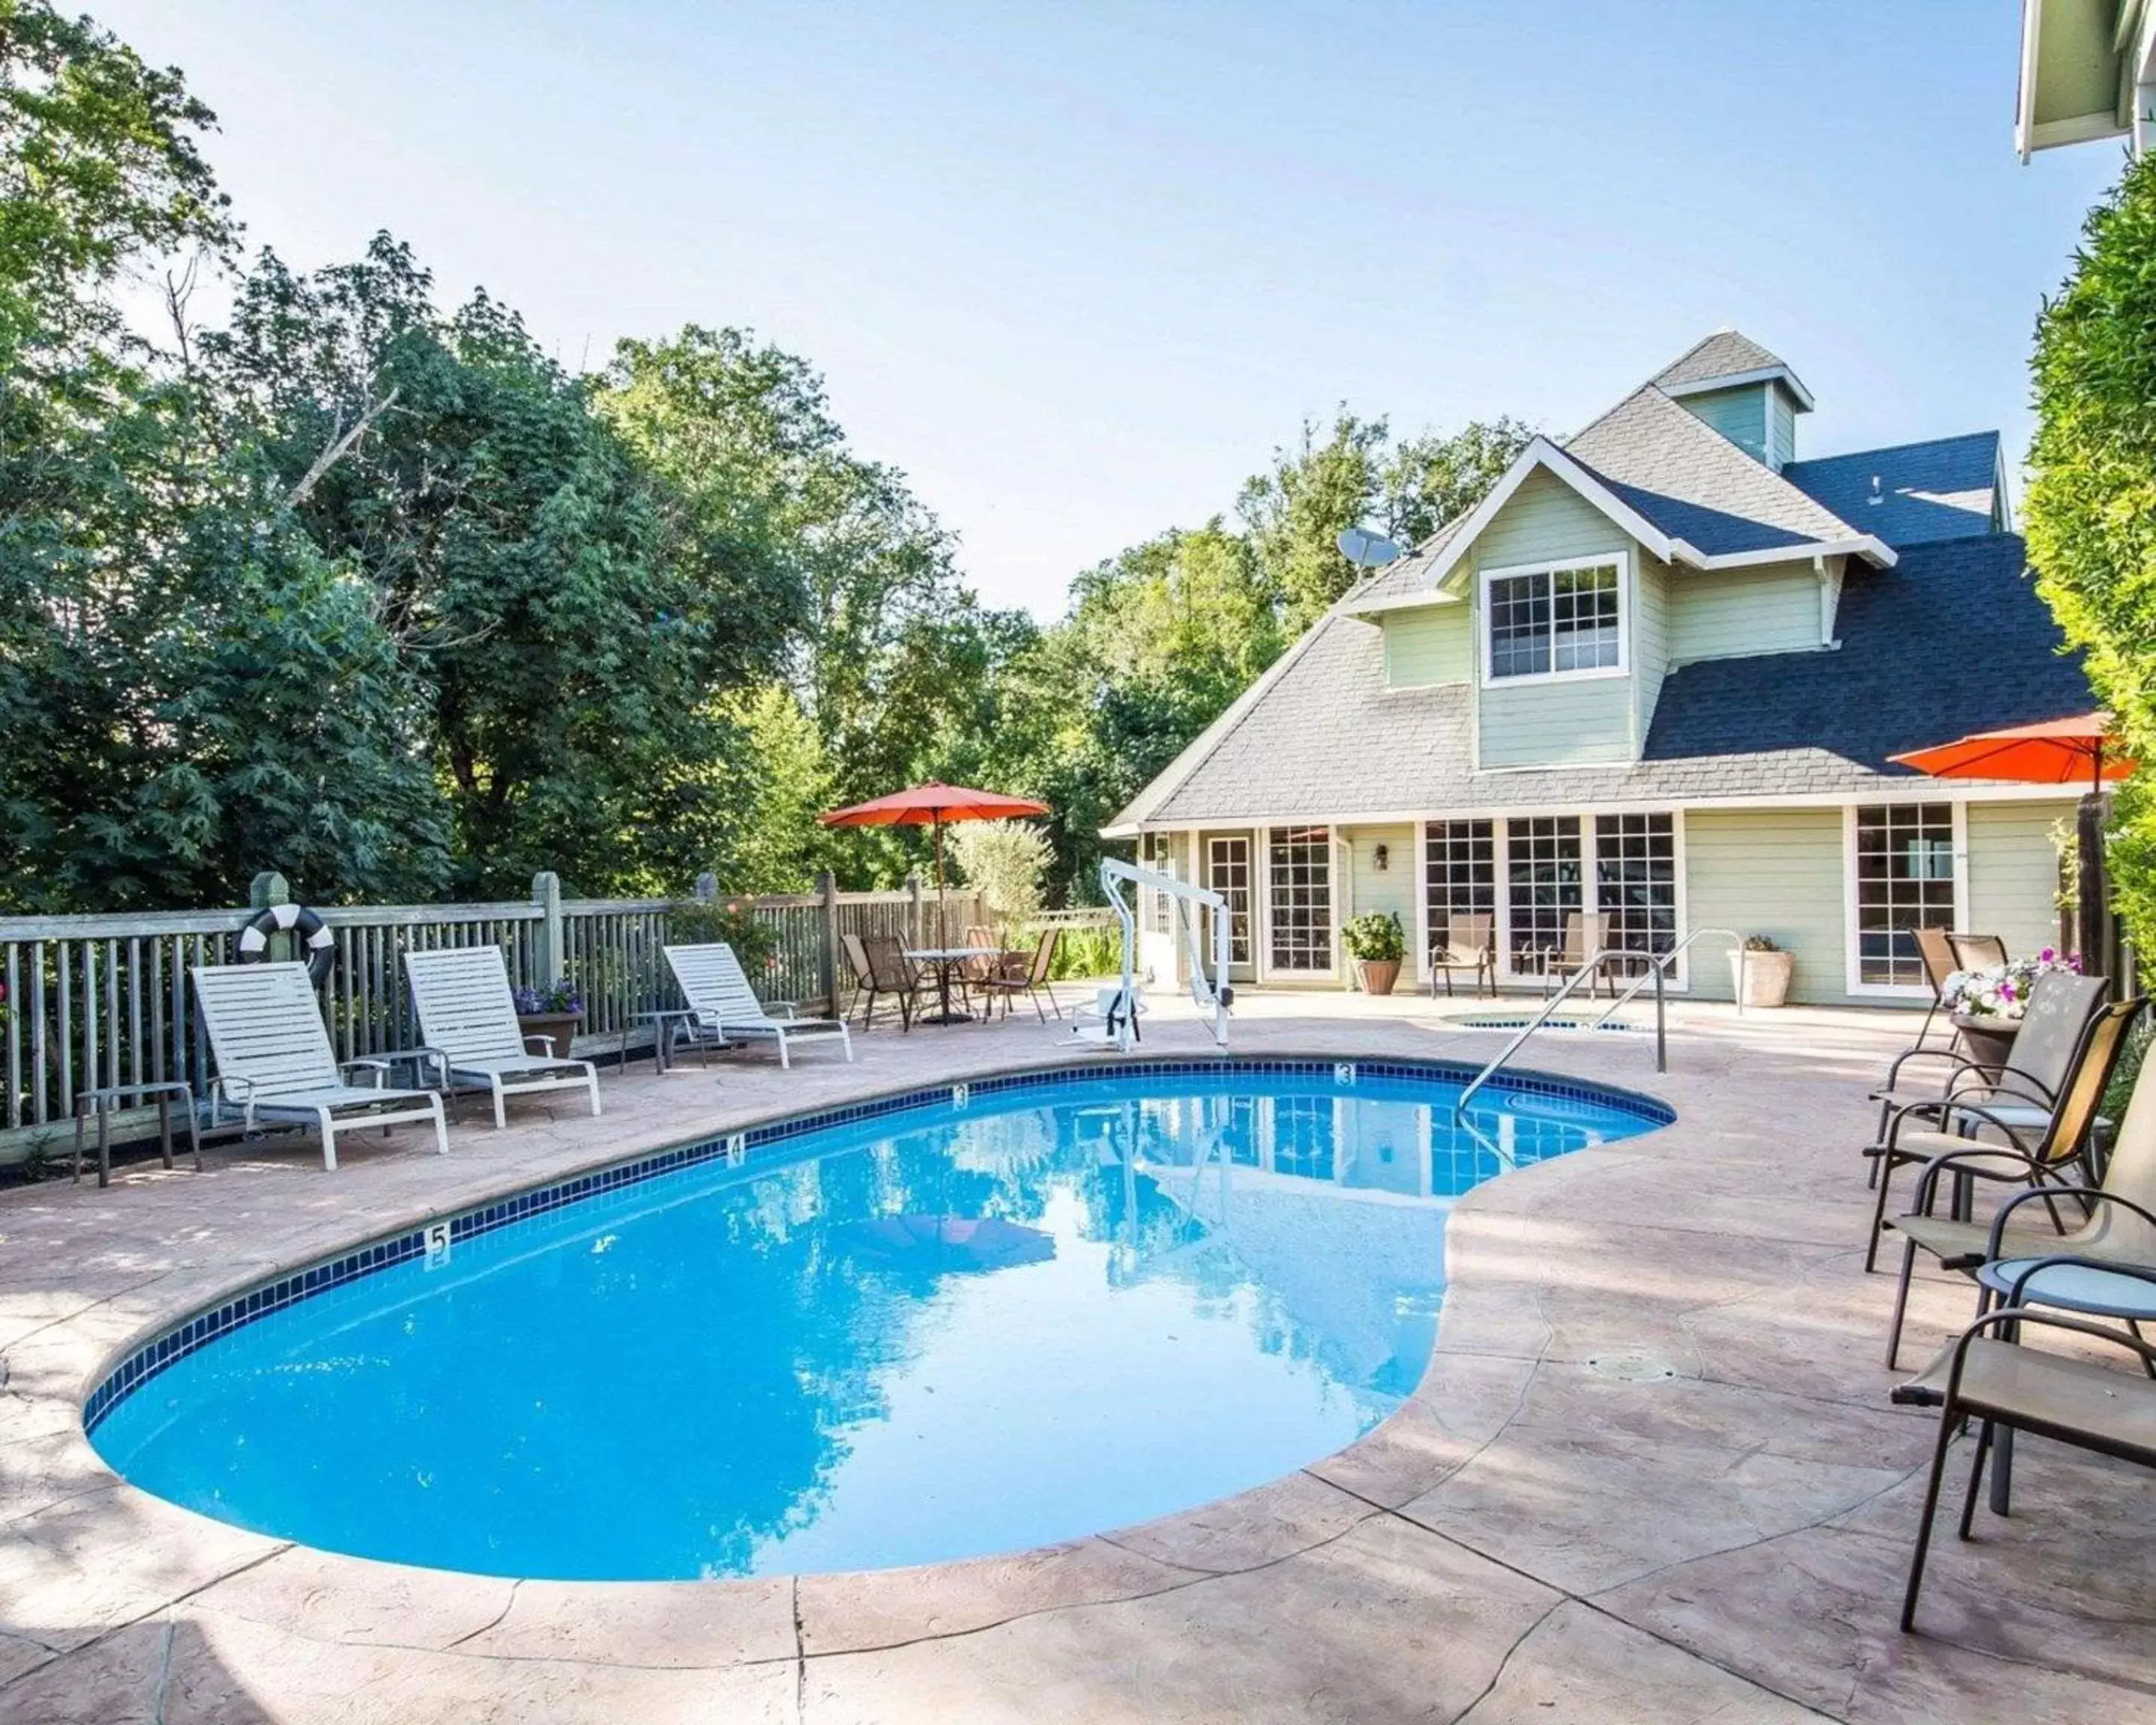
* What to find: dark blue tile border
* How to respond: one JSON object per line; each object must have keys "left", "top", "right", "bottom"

{"left": 83, "top": 1056, "right": 1671, "bottom": 1435}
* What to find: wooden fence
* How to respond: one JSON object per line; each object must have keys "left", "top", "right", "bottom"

{"left": 0, "top": 870, "right": 987, "bottom": 1166}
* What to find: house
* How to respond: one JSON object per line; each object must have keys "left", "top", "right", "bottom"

{"left": 1104, "top": 332, "right": 2095, "bottom": 1006}
{"left": 2017, "top": 0, "right": 2155, "bottom": 158}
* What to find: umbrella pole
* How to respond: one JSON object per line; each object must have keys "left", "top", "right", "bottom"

{"left": 2078, "top": 781, "right": 2110, "bottom": 995}
{"left": 934, "top": 815, "right": 948, "bottom": 948}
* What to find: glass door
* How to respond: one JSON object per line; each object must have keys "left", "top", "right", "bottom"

{"left": 1504, "top": 817, "right": 1583, "bottom": 977}
{"left": 1205, "top": 835, "right": 1254, "bottom": 979}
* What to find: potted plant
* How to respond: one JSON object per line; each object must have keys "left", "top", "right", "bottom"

{"left": 1730, "top": 935, "right": 1794, "bottom": 1008}
{"left": 1943, "top": 948, "right": 2081, "bottom": 1067}
{"left": 1342, "top": 912, "right": 1406, "bottom": 997}
{"left": 513, "top": 978, "right": 584, "bottom": 1057}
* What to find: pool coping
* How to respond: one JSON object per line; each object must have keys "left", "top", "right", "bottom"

{"left": 80, "top": 1050, "right": 1675, "bottom": 1447}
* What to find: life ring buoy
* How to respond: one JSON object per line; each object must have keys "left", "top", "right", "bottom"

{"left": 236, "top": 903, "right": 336, "bottom": 987}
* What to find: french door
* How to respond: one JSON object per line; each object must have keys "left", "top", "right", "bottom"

{"left": 1205, "top": 836, "right": 1254, "bottom": 978}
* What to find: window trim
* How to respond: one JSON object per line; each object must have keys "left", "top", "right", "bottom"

{"left": 1477, "top": 553, "right": 1632, "bottom": 690}
{"left": 1842, "top": 800, "right": 1970, "bottom": 998}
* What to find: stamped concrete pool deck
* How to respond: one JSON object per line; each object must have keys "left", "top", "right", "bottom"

{"left": 2, "top": 991, "right": 2152, "bottom": 1723}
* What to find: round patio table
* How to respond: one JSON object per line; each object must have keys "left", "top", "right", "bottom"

{"left": 902, "top": 946, "right": 1002, "bottom": 1026}
{"left": 1970, "top": 1255, "right": 2156, "bottom": 1515}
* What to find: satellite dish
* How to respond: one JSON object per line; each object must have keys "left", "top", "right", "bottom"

{"left": 1336, "top": 526, "right": 1401, "bottom": 568}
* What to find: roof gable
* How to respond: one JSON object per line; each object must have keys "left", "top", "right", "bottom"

{"left": 1651, "top": 330, "right": 1816, "bottom": 409}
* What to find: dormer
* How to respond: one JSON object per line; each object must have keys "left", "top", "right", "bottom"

{"left": 1652, "top": 331, "right": 1814, "bottom": 471}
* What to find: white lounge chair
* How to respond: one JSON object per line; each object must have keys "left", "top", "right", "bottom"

{"left": 402, "top": 946, "right": 602, "bottom": 1129}
{"left": 189, "top": 962, "right": 447, "bottom": 1170}
{"left": 663, "top": 943, "right": 853, "bottom": 1068}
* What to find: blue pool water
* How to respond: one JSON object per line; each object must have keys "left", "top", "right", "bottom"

{"left": 89, "top": 1062, "right": 1666, "bottom": 1581}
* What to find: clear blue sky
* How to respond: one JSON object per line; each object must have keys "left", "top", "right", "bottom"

{"left": 99, "top": 1, "right": 2122, "bottom": 618}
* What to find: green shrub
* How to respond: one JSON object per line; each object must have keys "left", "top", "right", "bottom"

{"left": 1049, "top": 924, "right": 1121, "bottom": 981}
{"left": 668, "top": 899, "right": 779, "bottom": 972}
{"left": 2027, "top": 150, "right": 2156, "bottom": 970}
{"left": 1342, "top": 911, "right": 1404, "bottom": 962}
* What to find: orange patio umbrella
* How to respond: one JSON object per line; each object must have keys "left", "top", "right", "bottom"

{"left": 820, "top": 782, "right": 1050, "bottom": 943}
{"left": 1890, "top": 711, "right": 2134, "bottom": 978}
{"left": 1889, "top": 711, "right": 2135, "bottom": 794}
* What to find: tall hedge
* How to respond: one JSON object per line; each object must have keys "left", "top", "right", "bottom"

{"left": 2026, "top": 150, "right": 2156, "bottom": 951}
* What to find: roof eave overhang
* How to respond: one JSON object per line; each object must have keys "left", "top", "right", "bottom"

{"left": 1675, "top": 535, "right": 1898, "bottom": 571}
{"left": 1420, "top": 438, "right": 1678, "bottom": 594}
{"left": 1660, "top": 363, "right": 1817, "bottom": 413}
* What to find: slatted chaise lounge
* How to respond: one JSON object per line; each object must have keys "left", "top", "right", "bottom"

{"left": 190, "top": 961, "right": 448, "bottom": 1170}
{"left": 663, "top": 942, "right": 854, "bottom": 1068}
{"left": 402, "top": 946, "right": 601, "bottom": 1128}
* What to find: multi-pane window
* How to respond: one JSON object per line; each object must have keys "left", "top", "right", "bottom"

{"left": 1424, "top": 821, "right": 1496, "bottom": 957}
{"left": 1855, "top": 803, "right": 1956, "bottom": 987}
{"left": 1485, "top": 562, "right": 1622, "bottom": 681}
{"left": 1595, "top": 814, "right": 1677, "bottom": 975}
{"left": 1267, "top": 826, "right": 1333, "bottom": 973}
{"left": 1206, "top": 836, "right": 1252, "bottom": 968}
{"left": 1505, "top": 818, "right": 1583, "bottom": 972}
{"left": 1142, "top": 832, "right": 1175, "bottom": 934}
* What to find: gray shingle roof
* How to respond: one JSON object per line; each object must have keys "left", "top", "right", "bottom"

{"left": 1563, "top": 386, "right": 1866, "bottom": 556}
{"left": 1136, "top": 533, "right": 2089, "bottom": 825}
{"left": 1652, "top": 330, "right": 1793, "bottom": 390}
{"left": 1783, "top": 433, "right": 2001, "bottom": 548}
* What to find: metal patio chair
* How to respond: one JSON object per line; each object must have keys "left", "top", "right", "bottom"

{"left": 1879, "top": 993, "right": 2148, "bottom": 1367}
{"left": 1428, "top": 913, "right": 1496, "bottom": 999}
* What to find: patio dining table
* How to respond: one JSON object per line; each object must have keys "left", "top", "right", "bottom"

{"left": 902, "top": 945, "right": 1002, "bottom": 1026}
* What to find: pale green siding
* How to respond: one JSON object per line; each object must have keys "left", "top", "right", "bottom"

{"left": 1479, "top": 678, "right": 1633, "bottom": 767}
{"left": 1667, "top": 563, "right": 1821, "bottom": 663}
{"left": 1967, "top": 801, "right": 2072, "bottom": 960}
{"left": 1630, "top": 552, "right": 1672, "bottom": 745}
{"left": 1347, "top": 824, "right": 1419, "bottom": 983}
{"left": 1383, "top": 604, "right": 1470, "bottom": 688}
{"left": 1683, "top": 807, "right": 1848, "bottom": 1003}
{"left": 1468, "top": 471, "right": 1639, "bottom": 768}
{"left": 1471, "top": 470, "right": 1630, "bottom": 568}
{"left": 1677, "top": 384, "right": 1767, "bottom": 462}
{"left": 1767, "top": 385, "right": 1798, "bottom": 471}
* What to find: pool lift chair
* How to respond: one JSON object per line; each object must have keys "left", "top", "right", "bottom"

{"left": 1085, "top": 857, "right": 1233, "bottom": 1054}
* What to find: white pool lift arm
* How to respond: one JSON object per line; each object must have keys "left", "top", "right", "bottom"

{"left": 1087, "top": 857, "right": 1234, "bottom": 1053}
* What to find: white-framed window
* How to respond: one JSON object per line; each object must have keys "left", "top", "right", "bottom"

{"left": 1264, "top": 825, "right": 1333, "bottom": 974}
{"left": 1413, "top": 807, "right": 1688, "bottom": 989}
{"left": 1142, "top": 832, "right": 1175, "bottom": 934}
{"left": 1595, "top": 813, "right": 1678, "bottom": 976}
{"left": 1423, "top": 821, "right": 1496, "bottom": 960}
{"left": 1845, "top": 801, "right": 1967, "bottom": 994}
{"left": 1479, "top": 556, "right": 1627, "bottom": 686}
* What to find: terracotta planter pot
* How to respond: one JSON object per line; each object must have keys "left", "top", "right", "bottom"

{"left": 1356, "top": 958, "right": 1401, "bottom": 997}
{"left": 517, "top": 1011, "right": 582, "bottom": 1057}
{"left": 1729, "top": 949, "right": 1794, "bottom": 1008}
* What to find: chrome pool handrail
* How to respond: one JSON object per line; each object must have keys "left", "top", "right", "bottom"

{"left": 1454, "top": 927, "right": 1743, "bottom": 1116}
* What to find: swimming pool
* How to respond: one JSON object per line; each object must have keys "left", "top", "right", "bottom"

{"left": 87, "top": 1059, "right": 1669, "bottom": 1581}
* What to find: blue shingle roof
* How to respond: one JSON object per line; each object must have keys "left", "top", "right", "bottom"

{"left": 1643, "top": 532, "right": 2088, "bottom": 772}
{"left": 1782, "top": 433, "right": 2001, "bottom": 548}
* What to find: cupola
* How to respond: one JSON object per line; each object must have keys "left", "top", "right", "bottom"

{"left": 1652, "top": 329, "right": 1813, "bottom": 471}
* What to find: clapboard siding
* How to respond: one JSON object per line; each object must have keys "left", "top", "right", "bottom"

{"left": 1383, "top": 605, "right": 1470, "bottom": 688}
{"left": 1684, "top": 806, "right": 1848, "bottom": 1003}
{"left": 1967, "top": 800, "right": 2073, "bottom": 961}
{"left": 1668, "top": 563, "right": 1821, "bottom": 662}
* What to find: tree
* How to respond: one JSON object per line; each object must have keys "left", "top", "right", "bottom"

{"left": 1381, "top": 418, "right": 1535, "bottom": 547}
{"left": 2026, "top": 150, "right": 2156, "bottom": 952}
{"left": 202, "top": 240, "right": 798, "bottom": 896}
{"left": 945, "top": 818, "right": 1052, "bottom": 938}
{"left": 1236, "top": 410, "right": 1387, "bottom": 630}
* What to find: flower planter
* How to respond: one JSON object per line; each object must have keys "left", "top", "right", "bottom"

{"left": 1356, "top": 958, "right": 1401, "bottom": 997}
{"left": 1729, "top": 949, "right": 1794, "bottom": 1008}
{"left": 517, "top": 1011, "right": 582, "bottom": 1058}
{"left": 1949, "top": 1011, "right": 2019, "bottom": 1071}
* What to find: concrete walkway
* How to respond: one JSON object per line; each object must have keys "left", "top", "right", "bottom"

{"left": 1, "top": 991, "right": 2151, "bottom": 1723}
